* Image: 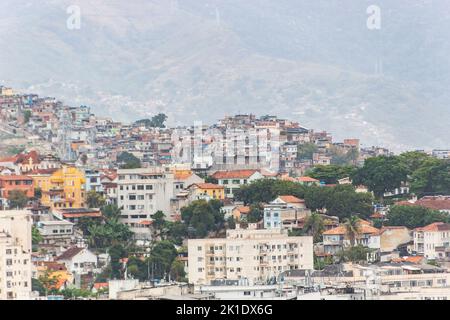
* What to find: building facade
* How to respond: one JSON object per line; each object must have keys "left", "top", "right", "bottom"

{"left": 188, "top": 225, "right": 313, "bottom": 285}
{"left": 0, "top": 210, "right": 32, "bottom": 300}
{"left": 117, "top": 168, "right": 174, "bottom": 237}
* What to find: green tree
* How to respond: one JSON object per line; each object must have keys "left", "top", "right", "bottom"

{"left": 398, "top": 151, "right": 432, "bottom": 175}
{"left": 150, "top": 113, "right": 168, "bottom": 128}
{"left": 86, "top": 190, "right": 106, "bottom": 208}
{"left": 32, "top": 225, "right": 43, "bottom": 246}
{"left": 226, "top": 216, "right": 236, "bottom": 230}
{"left": 234, "top": 179, "right": 306, "bottom": 205}
{"left": 297, "top": 142, "right": 318, "bottom": 160}
{"left": 34, "top": 187, "right": 42, "bottom": 199}
{"left": 339, "top": 245, "right": 372, "bottom": 263}
{"left": 32, "top": 278, "right": 46, "bottom": 296}
{"left": 303, "top": 212, "right": 324, "bottom": 243}
{"left": 386, "top": 205, "right": 449, "bottom": 229}
{"left": 247, "top": 204, "right": 264, "bottom": 223}
{"left": 7, "top": 190, "right": 28, "bottom": 208}
{"left": 23, "top": 109, "right": 32, "bottom": 123}
{"left": 166, "top": 221, "right": 188, "bottom": 245}
{"left": 134, "top": 113, "right": 167, "bottom": 128}
{"left": 410, "top": 159, "right": 450, "bottom": 197}
{"left": 352, "top": 156, "right": 408, "bottom": 199}
{"left": 170, "top": 260, "right": 186, "bottom": 281}
{"left": 38, "top": 270, "right": 60, "bottom": 296}
{"left": 307, "top": 165, "right": 356, "bottom": 184}
{"left": 304, "top": 185, "right": 373, "bottom": 220}
{"left": 148, "top": 241, "right": 178, "bottom": 280}
{"left": 109, "top": 244, "right": 127, "bottom": 280}
{"left": 343, "top": 216, "right": 360, "bottom": 247}
{"left": 117, "top": 152, "right": 141, "bottom": 169}
{"left": 181, "top": 200, "right": 224, "bottom": 238}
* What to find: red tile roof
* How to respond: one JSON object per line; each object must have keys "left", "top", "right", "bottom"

{"left": 212, "top": 170, "right": 259, "bottom": 179}
{"left": 298, "top": 176, "right": 319, "bottom": 183}
{"left": 235, "top": 206, "right": 251, "bottom": 214}
{"left": 397, "top": 196, "right": 450, "bottom": 211}
{"left": 191, "top": 183, "right": 224, "bottom": 190}
{"left": 277, "top": 195, "right": 304, "bottom": 203}
{"left": 0, "top": 175, "right": 33, "bottom": 181}
{"left": 415, "top": 222, "right": 450, "bottom": 232}
{"left": 323, "top": 220, "right": 379, "bottom": 236}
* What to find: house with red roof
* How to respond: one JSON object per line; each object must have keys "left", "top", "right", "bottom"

{"left": 413, "top": 222, "right": 450, "bottom": 260}
{"left": 297, "top": 176, "right": 320, "bottom": 186}
{"left": 264, "top": 195, "right": 311, "bottom": 230}
{"left": 211, "top": 169, "right": 264, "bottom": 198}
{"left": 397, "top": 196, "right": 450, "bottom": 214}
{"left": 323, "top": 219, "right": 380, "bottom": 255}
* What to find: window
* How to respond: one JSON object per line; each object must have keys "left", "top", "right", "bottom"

{"left": 146, "top": 185, "right": 153, "bottom": 190}
{"left": 137, "top": 185, "right": 144, "bottom": 190}
{"left": 129, "top": 195, "right": 136, "bottom": 200}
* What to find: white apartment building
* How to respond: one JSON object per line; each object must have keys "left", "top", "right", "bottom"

{"left": 117, "top": 168, "right": 174, "bottom": 238}
{"left": 188, "top": 225, "right": 313, "bottom": 286}
{"left": 0, "top": 210, "right": 32, "bottom": 300}
{"left": 413, "top": 222, "right": 450, "bottom": 260}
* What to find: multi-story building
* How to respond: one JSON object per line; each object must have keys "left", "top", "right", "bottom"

{"left": 0, "top": 210, "right": 32, "bottom": 300}
{"left": 117, "top": 168, "right": 174, "bottom": 237}
{"left": 432, "top": 149, "right": 450, "bottom": 160}
{"left": 413, "top": 222, "right": 450, "bottom": 260}
{"left": 0, "top": 175, "right": 34, "bottom": 208}
{"left": 84, "top": 169, "right": 103, "bottom": 193}
{"left": 211, "top": 170, "right": 264, "bottom": 198}
{"left": 187, "top": 183, "right": 225, "bottom": 201}
{"left": 264, "top": 195, "right": 310, "bottom": 230}
{"left": 188, "top": 225, "right": 313, "bottom": 285}
{"left": 34, "top": 166, "right": 86, "bottom": 210}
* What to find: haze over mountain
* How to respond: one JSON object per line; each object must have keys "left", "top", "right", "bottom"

{"left": 1, "top": 0, "right": 450, "bottom": 152}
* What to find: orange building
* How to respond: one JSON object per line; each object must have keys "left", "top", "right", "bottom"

{"left": 0, "top": 175, "right": 34, "bottom": 199}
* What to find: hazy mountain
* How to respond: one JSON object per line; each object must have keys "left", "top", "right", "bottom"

{"left": 1, "top": 0, "right": 449, "bottom": 151}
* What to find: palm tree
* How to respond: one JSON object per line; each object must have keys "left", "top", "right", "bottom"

{"left": 303, "top": 212, "right": 324, "bottom": 243}
{"left": 343, "top": 215, "right": 360, "bottom": 247}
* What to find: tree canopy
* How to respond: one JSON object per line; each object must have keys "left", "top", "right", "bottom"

{"left": 7, "top": 190, "right": 28, "bottom": 209}
{"left": 409, "top": 158, "right": 450, "bottom": 197}
{"left": 351, "top": 156, "right": 408, "bottom": 198}
{"left": 386, "top": 205, "right": 449, "bottom": 229}
{"left": 181, "top": 199, "right": 224, "bottom": 238}
{"left": 134, "top": 113, "right": 168, "bottom": 128}
{"left": 117, "top": 152, "right": 141, "bottom": 169}
{"left": 307, "top": 164, "right": 357, "bottom": 184}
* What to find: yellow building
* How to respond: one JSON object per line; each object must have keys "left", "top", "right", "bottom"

{"left": 31, "top": 166, "right": 86, "bottom": 209}
{"left": 187, "top": 183, "right": 225, "bottom": 201}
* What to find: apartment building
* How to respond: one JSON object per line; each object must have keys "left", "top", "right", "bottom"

{"left": 188, "top": 225, "right": 313, "bottom": 286}
{"left": 0, "top": 210, "right": 32, "bottom": 300}
{"left": 117, "top": 168, "right": 174, "bottom": 237}
{"left": 32, "top": 166, "right": 86, "bottom": 210}
{"left": 413, "top": 222, "right": 450, "bottom": 260}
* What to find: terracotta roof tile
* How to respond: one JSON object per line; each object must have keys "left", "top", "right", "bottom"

{"left": 212, "top": 170, "right": 259, "bottom": 179}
